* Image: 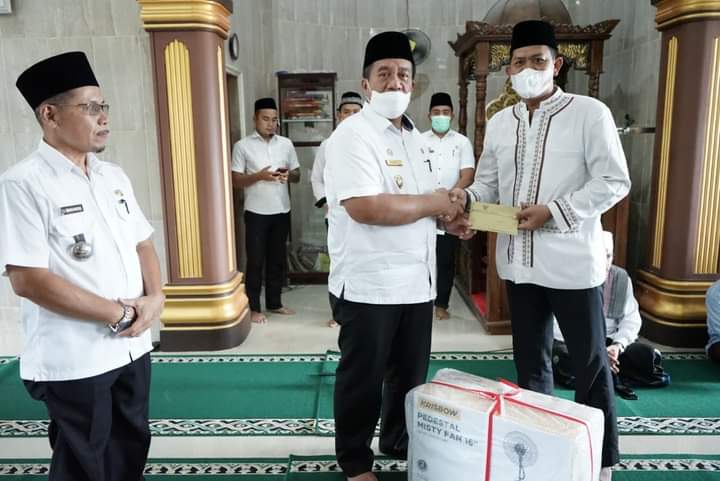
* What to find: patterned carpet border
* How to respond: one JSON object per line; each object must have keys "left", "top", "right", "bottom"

{"left": 0, "top": 352, "right": 707, "bottom": 366}
{"left": 1, "top": 458, "right": 720, "bottom": 476}
{"left": 2, "top": 417, "right": 719, "bottom": 438}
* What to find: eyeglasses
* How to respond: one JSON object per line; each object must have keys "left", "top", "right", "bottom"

{"left": 49, "top": 102, "right": 110, "bottom": 116}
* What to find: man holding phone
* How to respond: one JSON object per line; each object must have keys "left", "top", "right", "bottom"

{"left": 232, "top": 97, "right": 300, "bottom": 324}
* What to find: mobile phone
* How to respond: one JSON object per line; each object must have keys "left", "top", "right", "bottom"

{"left": 275, "top": 167, "right": 289, "bottom": 173}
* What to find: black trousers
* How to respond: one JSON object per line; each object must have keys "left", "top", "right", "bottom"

{"left": 505, "top": 282, "right": 619, "bottom": 467}
{"left": 244, "top": 211, "right": 290, "bottom": 312}
{"left": 24, "top": 354, "right": 151, "bottom": 481}
{"left": 330, "top": 294, "right": 433, "bottom": 476}
{"left": 435, "top": 233, "right": 459, "bottom": 309}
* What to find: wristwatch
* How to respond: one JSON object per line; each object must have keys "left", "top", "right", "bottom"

{"left": 108, "top": 303, "right": 136, "bottom": 333}
{"left": 464, "top": 190, "right": 473, "bottom": 214}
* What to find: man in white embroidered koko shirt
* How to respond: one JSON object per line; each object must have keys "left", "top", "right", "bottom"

{"left": 452, "top": 21, "right": 630, "bottom": 481}
{"left": 1, "top": 51, "right": 164, "bottom": 481}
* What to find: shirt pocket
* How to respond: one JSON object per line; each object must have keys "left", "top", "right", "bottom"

{"left": 50, "top": 213, "right": 97, "bottom": 253}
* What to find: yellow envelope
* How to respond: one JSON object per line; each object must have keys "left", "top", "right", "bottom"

{"left": 469, "top": 202, "right": 520, "bottom": 235}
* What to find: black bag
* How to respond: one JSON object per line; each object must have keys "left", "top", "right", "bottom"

{"left": 618, "top": 342, "right": 671, "bottom": 388}
{"left": 551, "top": 340, "right": 670, "bottom": 400}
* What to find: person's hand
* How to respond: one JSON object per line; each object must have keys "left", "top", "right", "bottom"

{"left": 433, "top": 189, "right": 464, "bottom": 223}
{"left": 449, "top": 187, "right": 467, "bottom": 208}
{"left": 517, "top": 203, "right": 552, "bottom": 231}
{"left": 276, "top": 168, "right": 290, "bottom": 184}
{"left": 445, "top": 214, "right": 475, "bottom": 240}
{"left": 607, "top": 344, "right": 621, "bottom": 374}
{"left": 118, "top": 293, "right": 165, "bottom": 338}
{"left": 255, "top": 166, "right": 281, "bottom": 183}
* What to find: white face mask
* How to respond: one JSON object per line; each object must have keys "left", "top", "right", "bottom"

{"left": 368, "top": 90, "right": 411, "bottom": 119}
{"left": 511, "top": 65, "right": 555, "bottom": 100}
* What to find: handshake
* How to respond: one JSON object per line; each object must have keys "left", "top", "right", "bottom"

{"left": 432, "top": 188, "right": 474, "bottom": 240}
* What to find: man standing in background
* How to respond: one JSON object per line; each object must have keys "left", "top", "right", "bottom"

{"left": 422, "top": 92, "right": 475, "bottom": 320}
{"left": 311, "top": 91, "right": 363, "bottom": 327}
{"left": 232, "top": 98, "right": 300, "bottom": 324}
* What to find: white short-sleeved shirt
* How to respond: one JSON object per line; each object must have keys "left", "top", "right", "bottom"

{"left": 0, "top": 140, "right": 154, "bottom": 381}
{"left": 324, "top": 104, "right": 440, "bottom": 305}
{"left": 422, "top": 129, "right": 475, "bottom": 235}
{"left": 421, "top": 129, "right": 475, "bottom": 191}
{"left": 311, "top": 139, "right": 328, "bottom": 203}
{"left": 231, "top": 131, "right": 300, "bottom": 215}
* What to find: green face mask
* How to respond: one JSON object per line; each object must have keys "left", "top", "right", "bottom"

{"left": 431, "top": 115, "right": 451, "bottom": 134}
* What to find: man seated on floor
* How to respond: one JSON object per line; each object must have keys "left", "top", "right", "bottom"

{"left": 707, "top": 280, "right": 720, "bottom": 363}
{"left": 552, "top": 232, "right": 669, "bottom": 399}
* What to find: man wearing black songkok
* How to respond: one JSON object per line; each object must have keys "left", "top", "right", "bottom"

{"left": 231, "top": 97, "right": 300, "bottom": 324}
{"left": 453, "top": 20, "right": 628, "bottom": 481}
{"left": 324, "top": 31, "right": 468, "bottom": 481}
{"left": 3, "top": 51, "right": 163, "bottom": 481}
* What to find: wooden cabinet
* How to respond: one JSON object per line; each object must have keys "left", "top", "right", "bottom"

{"left": 277, "top": 73, "right": 337, "bottom": 283}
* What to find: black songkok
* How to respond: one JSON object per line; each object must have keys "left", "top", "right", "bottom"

{"left": 429, "top": 92, "right": 453, "bottom": 111}
{"left": 16, "top": 51, "right": 99, "bottom": 110}
{"left": 254, "top": 97, "right": 277, "bottom": 112}
{"left": 363, "top": 31, "right": 414, "bottom": 70}
{"left": 510, "top": 20, "right": 558, "bottom": 54}
{"left": 338, "top": 91, "right": 363, "bottom": 109}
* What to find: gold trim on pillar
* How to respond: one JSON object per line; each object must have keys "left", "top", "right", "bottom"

{"left": 636, "top": 279, "right": 707, "bottom": 320}
{"left": 656, "top": 0, "right": 720, "bottom": 28}
{"left": 165, "top": 40, "right": 203, "bottom": 278}
{"left": 694, "top": 37, "right": 720, "bottom": 274}
{"left": 637, "top": 269, "right": 715, "bottom": 292}
{"left": 163, "top": 271, "right": 243, "bottom": 296}
{"left": 639, "top": 310, "right": 708, "bottom": 329}
{"left": 652, "top": 36, "right": 678, "bottom": 269}
{"left": 138, "top": 0, "right": 231, "bottom": 38}
{"left": 162, "top": 272, "right": 247, "bottom": 325}
{"left": 217, "top": 46, "right": 236, "bottom": 274}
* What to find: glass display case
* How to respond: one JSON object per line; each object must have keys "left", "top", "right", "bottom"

{"left": 278, "top": 73, "right": 337, "bottom": 147}
{"left": 277, "top": 73, "right": 337, "bottom": 282}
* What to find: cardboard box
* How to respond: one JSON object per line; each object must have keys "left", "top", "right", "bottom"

{"left": 406, "top": 369, "right": 604, "bottom": 481}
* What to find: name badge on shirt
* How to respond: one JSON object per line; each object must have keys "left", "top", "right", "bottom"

{"left": 385, "top": 159, "right": 403, "bottom": 167}
{"left": 60, "top": 204, "right": 84, "bottom": 216}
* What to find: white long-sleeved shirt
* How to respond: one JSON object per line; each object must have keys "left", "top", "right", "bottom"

{"left": 466, "top": 88, "right": 631, "bottom": 289}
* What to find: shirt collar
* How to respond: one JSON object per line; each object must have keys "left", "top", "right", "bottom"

{"left": 361, "top": 102, "right": 415, "bottom": 135}
{"left": 519, "top": 86, "right": 565, "bottom": 111}
{"left": 429, "top": 129, "right": 455, "bottom": 140}
{"left": 38, "top": 140, "right": 104, "bottom": 177}
{"left": 252, "top": 130, "right": 276, "bottom": 143}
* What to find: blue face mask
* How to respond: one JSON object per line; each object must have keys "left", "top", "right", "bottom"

{"left": 431, "top": 115, "right": 451, "bottom": 134}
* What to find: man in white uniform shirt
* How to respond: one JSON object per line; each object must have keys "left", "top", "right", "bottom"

{"left": 452, "top": 21, "right": 630, "bottom": 480}
{"left": 324, "top": 31, "right": 467, "bottom": 481}
{"left": 311, "top": 91, "right": 363, "bottom": 214}
{"left": 1, "top": 51, "right": 164, "bottom": 481}
{"left": 232, "top": 98, "right": 300, "bottom": 324}
{"left": 311, "top": 91, "right": 362, "bottom": 327}
{"left": 422, "top": 92, "right": 475, "bottom": 320}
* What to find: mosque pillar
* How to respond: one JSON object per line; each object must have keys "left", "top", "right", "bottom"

{"left": 636, "top": 0, "right": 720, "bottom": 346}
{"left": 136, "top": 0, "right": 251, "bottom": 350}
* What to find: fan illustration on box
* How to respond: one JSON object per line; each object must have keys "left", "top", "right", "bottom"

{"left": 503, "top": 431, "right": 539, "bottom": 481}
